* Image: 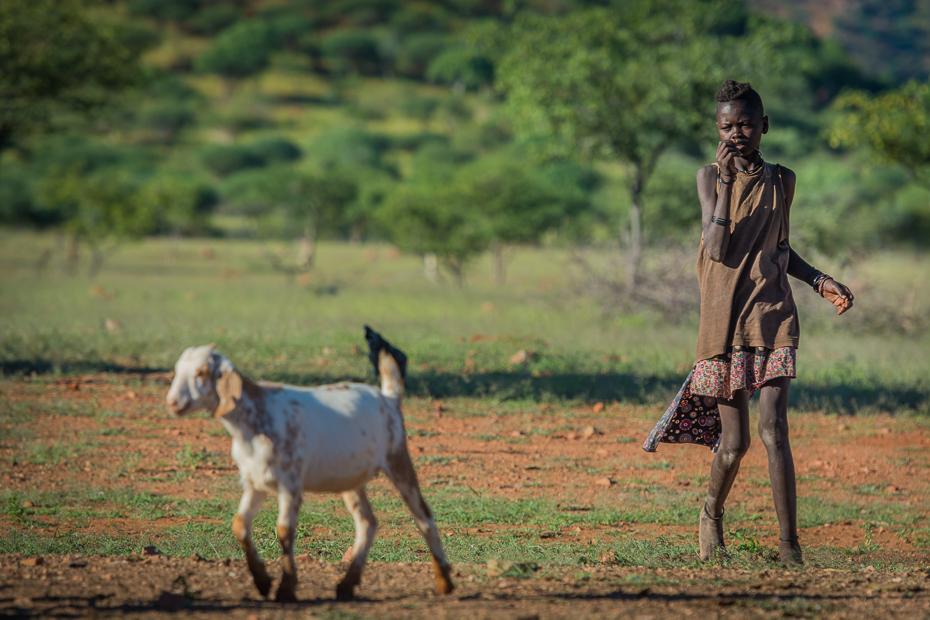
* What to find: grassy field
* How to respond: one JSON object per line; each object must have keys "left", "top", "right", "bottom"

{"left": 2, "top": 230, "right": 929, "bottom": 412}
{"left": 1, "top": 231, "right": 930, "bottom": 617}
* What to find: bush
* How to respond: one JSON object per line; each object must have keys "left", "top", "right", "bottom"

{"left": 201, "top": 145, "right": 266, "bottom": 177}
{"left": 394, "top": 32, "right": 448, "bottom": 77}
{"left": 128, "top": 0, "right": 201, "bottom": 22}
{"left": 187, "top": 5, "right": 240, "bottom": 36}
{"left": 320, "top": 30, "right": 382, "bottom": 74}
{"left": 427, "top": 46, "right": 494, "bottom": 90}
{"left": 195, "top": 20, "right": 278, "bottom": 78}
{"left": 249, "top": 137, "right": 302, "bottom": 163}
{"left": 309, "top": 128, "right": 392, "bottom": 170}
{"left": 138, "top": 102, "right": 196, "bottom": 143}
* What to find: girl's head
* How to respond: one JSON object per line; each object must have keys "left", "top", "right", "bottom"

{"left": 715, "top": 80, "right": 768, "bottom": 158}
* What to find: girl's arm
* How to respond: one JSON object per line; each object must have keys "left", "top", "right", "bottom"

{"left": 781, "top": 166, "right": 855, "bottom": 315}
{"left": 698, "top": 141, "right": 740, "bottom": 262}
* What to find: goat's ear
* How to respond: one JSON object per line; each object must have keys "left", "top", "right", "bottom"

{"left": 214, "top": 369, "right": 242, "bottom": 418}
{"left": 207, "top": 342, "right": 217, "bottom": 350}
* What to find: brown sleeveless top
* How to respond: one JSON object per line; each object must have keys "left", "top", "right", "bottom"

{"left": 695, "top": 162, "right": 799, "bottom": 362}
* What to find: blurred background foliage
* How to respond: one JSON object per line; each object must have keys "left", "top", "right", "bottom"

{"left": 1, "top": 0, "right": 928, "bottom": 283}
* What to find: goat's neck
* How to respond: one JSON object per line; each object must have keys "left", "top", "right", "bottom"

{"left": 216, "top": 374, "right": 272, "bottom": 440}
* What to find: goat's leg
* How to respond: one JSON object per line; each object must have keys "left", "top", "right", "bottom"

{"left": 274, "top": 487, "right": 302, "bottom": 602}
{"left": 232, "top": 487, "right": 272, "bottom": 597}
{"left": 336, "top": 487, "right": 377, "bottom": 601}
{"left": 385, "top": 448, "right": 454, "bottom": 595}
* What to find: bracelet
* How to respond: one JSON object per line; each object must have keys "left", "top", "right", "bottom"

{"left": 812, "top": 273, "right": 832, "bottom": 296}
{"left": 710, "top": 215, "right": 731, "bottom": 227}
{"left": 806, "top": 269, "right": 824, "bottom": 288}
{"left": 717, "top": 173, "right": 734, "bottom": 185}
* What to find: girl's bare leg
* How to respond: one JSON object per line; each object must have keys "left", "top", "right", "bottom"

{"left": 701, "top": 390, "right": 750, "bottom": 560}
{"left": 758, "top": 376, "right": 801, "bottom": 565}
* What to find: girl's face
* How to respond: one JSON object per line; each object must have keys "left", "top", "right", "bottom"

{"left": 716, "top": 101, "right": 768, "bottom": 158}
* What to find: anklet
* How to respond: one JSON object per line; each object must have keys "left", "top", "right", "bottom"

{"left": 779, "top": 536, "right": 799, "bottom": 542}
{"left": 702, "top": 505, "right": 724, "bottom": 520}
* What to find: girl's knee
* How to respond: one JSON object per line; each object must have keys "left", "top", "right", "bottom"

{"left": 758, "top": 418, "right": 789, "bottom": 451}
{"left": 719, "top": 437, "right": 750, "bottom": 463}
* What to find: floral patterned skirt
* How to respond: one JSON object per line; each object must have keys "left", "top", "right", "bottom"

{"left": 642, "top": 347, "right": 797, "bottom": 453}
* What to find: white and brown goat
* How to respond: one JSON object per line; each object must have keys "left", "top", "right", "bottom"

{"left": 165, "top": 327, "right": 453, "bottom": 602}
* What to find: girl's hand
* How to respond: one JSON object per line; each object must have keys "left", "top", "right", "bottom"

{"left": 821, "top": 279, "right": 854, "bottom": 315}
{"left": 715, "top": 141, "right": 740, "bottom": 177}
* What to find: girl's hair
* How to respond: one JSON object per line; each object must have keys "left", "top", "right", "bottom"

{"left": 715, "top": 80, "right": 764, "bottom": 116}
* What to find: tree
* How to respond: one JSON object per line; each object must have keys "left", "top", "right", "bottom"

{"left": 194, "top": 20, "right": 278, "bottom": 79}
{"left": 223, "top": 166, "right": 357, "bottom": 272}
{"left": 0, "top": 0, "right": 145, "bottom": 151}
{"left": 36, "top": 168, "right": 156, "bottom": 277}
{"left": 378, "top": 182, "right": 487, "bottom": 286}
{"left": 827, "top": 80, "right": 930, "bottom": 188}
{"left": 495, "top": 0, "right": 794, "bottom": 287}
{"left": 454, "top": 154, "right": 595, "bottom": 284}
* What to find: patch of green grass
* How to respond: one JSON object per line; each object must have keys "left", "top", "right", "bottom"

{"left": 176, "top": 445, "right": 222, "bottom": 470}
{"left": 415, "top": 456, "right": 461, "bottom": 466}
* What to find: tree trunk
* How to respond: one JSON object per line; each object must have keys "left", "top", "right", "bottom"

{"left": 87, "top": 246, "right": 105, "bottom": 279}
{"left": 297, "top": 228, "right": 315, "bottom": 271}
{"left": 626, "top": 169, "right": 644, "bottom": 289}
{"left": 446, "top": 258, "right": 464, "bottom": 287}
{"left": 66, "top": 236, "right": 80, "bottom": 276}
{"left": 491, "top": 241, "right": 506, "bottom": 286}
{"left": 423, "top": 252, "right": 439, "bottom": 284}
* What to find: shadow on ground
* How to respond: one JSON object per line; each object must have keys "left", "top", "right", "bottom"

{"left": 2, "top": 359, "right": 927, "bottom": 414}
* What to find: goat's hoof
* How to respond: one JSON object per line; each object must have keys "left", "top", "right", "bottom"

{"left": 335, "top": 582, "right": 355, "bottom": 601}
{"left": 434, "top": 563, "right": 454, "bottom": 595}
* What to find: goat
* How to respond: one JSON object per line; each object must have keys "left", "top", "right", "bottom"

{"left": 165, "top": 327, "right": 453, "bottom": 602}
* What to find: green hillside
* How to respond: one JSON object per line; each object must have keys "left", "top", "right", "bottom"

{"left": 1, "top": 0, "right": 928, "bottom": 285}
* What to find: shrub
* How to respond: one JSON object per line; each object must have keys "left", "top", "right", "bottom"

{"left": 201, "top": 145, "right": 265, "bottom": 177}
{"left": 249, "top": 138, "right": 302, "bottom": 163}
{"left": 195, "top": 20, "right": 278, "bottom": 78}
{"left": 187, "top": 5, "right": 240, "bottom": 36}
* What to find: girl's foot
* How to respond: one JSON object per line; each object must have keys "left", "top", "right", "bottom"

{"left": 699, "top": 505, "right": 726, "bottom": 562}
{"left": 779, "top": 537, "right": 803, "bottom": 567}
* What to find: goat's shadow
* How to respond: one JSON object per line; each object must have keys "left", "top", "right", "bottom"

{"left": 3, "top": 359, "right": 927, "bottom": 415}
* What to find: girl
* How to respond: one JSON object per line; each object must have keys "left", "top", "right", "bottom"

{"left": 643, "top": 80, "right": 854, "bottom": 566}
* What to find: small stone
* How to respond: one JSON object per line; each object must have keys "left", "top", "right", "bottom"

{"left": 21, "top": 557, "right": 43, "bottom": 567}
{"left": 582, "top": 425, "right": 599, "bottom": 439}
{"left": 68, "top": 558, "right": 88, "bottom": 568}
{"left": 189, "top": 552, "right": 206, "bottom": 562}
{"left": 510, "top": 350, "right": 529, "bottom": 364}
{"left": 598, "top": 551, "right": 618, "bottom": 565}
{"left": 510, "top": 431, "right": 524, "bottom": 438}
{"left": 595, "top": 448, "right": 609, "bottom": 457}
{"left": 886, "top": 485, "right": 898, "bottom": 493}
{"left": 565, "top": 432, "right": 578, "bottom": 441}
{"left": 811, "top": 460, "right": 824, "bottom": 468}
{"left": 594, "top": 477, "right": 613, "bottom": 488}
{"left": 592, "top": 402, "right": 605, "bottom": 414}
{"left": 22, "top": 501, "right": 34, "bottom": 508}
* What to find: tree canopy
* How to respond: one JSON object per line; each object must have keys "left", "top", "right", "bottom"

{"left": 0, "top": 0, "right": 146, "bottom": 150}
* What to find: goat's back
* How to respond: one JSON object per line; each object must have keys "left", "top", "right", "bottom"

{"left": 254, "top": 381, "right": 406, "bottom": 493}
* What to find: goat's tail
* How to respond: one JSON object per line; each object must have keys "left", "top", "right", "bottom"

{"left": 364, "top": 325, "right": 407, "bottom": 399}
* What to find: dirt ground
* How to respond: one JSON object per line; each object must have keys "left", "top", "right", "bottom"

{"left": 2, "top": 373, "right": 929, "bottom": 618}
{"left": 3, "top": 553, "right": 929, "bottom": 619}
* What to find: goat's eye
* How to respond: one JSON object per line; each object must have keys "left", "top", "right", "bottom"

{"left": 196, "top": 365, "right": 211, "bottom": 379}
